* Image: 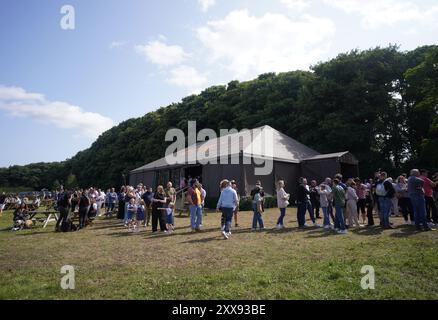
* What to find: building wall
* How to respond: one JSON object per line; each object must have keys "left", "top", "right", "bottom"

{"left": 301, "top": 159, "right": 341, "bottom": 183}
{"left": 129, "top": 171, "right": 155, "bottom": 187}
{"left": 203, "top": 163, "right": 244, "bottom": 197}
{"left": 242, "top": 163, "right": 275, "bottom": 196}
{"left": 274, "top": 162, "right": 300, "bottom": 201}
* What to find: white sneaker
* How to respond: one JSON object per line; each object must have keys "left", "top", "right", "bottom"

{"left": 228, "top": 230, "right": 232, "bottom": 235}
{"left": 276, "top": 224, "right": 283, "bottom": 230}
{"left": 313, "top": 222, "right": 322, "bottom": 228}
{"left": 338, "top": 229, "right": 348, "bottom": 234}
{"left": 323, "top": 225, "right": 330, "bottom": 230}
{"left": 222, "top": 231, "right": 229, "bottom": 239}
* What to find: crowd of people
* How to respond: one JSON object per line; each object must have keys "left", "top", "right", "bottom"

{"left": 1, "top": 168, "right": 437, "bottom": 239}
{"left": 215, "top": 168, "right": 438, "bottom": 239}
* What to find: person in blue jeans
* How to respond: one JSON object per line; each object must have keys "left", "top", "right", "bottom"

{"left": 187, "top": 180, "right": 204, "bottom": 232}
{"left": 296, "top": 178, "right": 320, "bottom": 228}
{"left": 251, "top": 185, "right": 265, "bottom": 231}
{"left": 375, "top": 172, "right": 395, "bottom": 229}
{"left": 216, "top": 180, "right": 238, "bottom": 239}
{"left": 332, "top": 179, "right": 347, "bottom": 234}
{"left": 408, "top": 169, "right": 433, "bottom": 231}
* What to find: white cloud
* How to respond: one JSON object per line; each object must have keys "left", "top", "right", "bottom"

{"left": 135, "top": 40, "right": 190, "bottom": 67}
{"left": 0, "top": 86, "right": 114, "bottom": 139}
{"left": 323, "top": 0, "right": 438, "bottom": 29}
{"left": 109, "top": 41, "right": 127, "bottom": 49}
{"left": 198, "top": 0, "right": 216, "bottom": 12}
{"left": 166, "top": 65, "right": 208, "bottom": 93}
{"left": 0, "top": 86, "right": 45, "bottom": 102}
{"left": 197, "top": 9, "right": 335, "bottom": 79}
{"left": 280, "top": 0, "right": 311, "bottom": 11}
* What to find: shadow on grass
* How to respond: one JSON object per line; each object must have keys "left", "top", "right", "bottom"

{"left": 350, "top": 226, "right": 384, "bottom": 236}
{"left": 389, "top": 225, "right": 424, "bottom": 238}
{"left": 265, "top": 227, "right": 300, "bottom": 234}
{"left": 303, "top": 229, "right": 336, "bottom": 238}
{"left": 180, "top": 235, "right": 222, "bottom": 243}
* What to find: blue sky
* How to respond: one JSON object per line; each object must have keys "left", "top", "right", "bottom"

{"left": 1, "top": 0, "right": 437, "bottom": 167}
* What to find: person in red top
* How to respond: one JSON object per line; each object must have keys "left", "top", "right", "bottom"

{"left": 420, "top": 169, "right": 438, "bottom": 225}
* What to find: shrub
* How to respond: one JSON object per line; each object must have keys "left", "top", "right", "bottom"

{"left": 263, "top": 196, "right": 277, "bottom": 209}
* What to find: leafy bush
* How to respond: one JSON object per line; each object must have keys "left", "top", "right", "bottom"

{"left": 263, "top": 196, "right": 277, "bottom": 209}
{"left": 239, "top": 197, "right": 252, "bottom": 211}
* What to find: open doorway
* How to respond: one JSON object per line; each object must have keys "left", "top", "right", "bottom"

{"left": 184, "top": 165, "right": 203, "bottom": 184}
{"left": 340, "top": 162, "right": 359, "bottom": 179}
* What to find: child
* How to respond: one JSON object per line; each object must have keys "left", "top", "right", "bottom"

{"left": 126, "top": 198, "right": 137, "bottom": 230}
{"left": 252, "top": 187, "right": 265, "bottom": 231}
{"left": 158, "top": 202, "right": 175, "bottom": 233}
{"left": 12, "top": 203, "right": 29, "bottom": 231}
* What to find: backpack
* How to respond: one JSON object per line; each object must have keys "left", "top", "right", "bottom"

{"left": 61, "top": 219, "right": 77, "bottom": 232}
{"left": 376, "top": 182, "right": 387, "bottom": 196}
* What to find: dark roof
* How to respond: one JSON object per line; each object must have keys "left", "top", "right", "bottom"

{"left": 131, "top": 126, "right": 352, "bottom": 173}
{"left": 302, "top": 151, "right": 358, "bottom": 164}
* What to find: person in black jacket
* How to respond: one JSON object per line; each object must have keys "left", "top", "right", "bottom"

{"left": 55, "top": 190, "right": 71, "bottom": 232}
{"left": 78, "top": 191, "right": 90, "bottom": 229}
{"left": 296, "top": 178, "right": 320, "bottom": 228}
{"left": 310, "top": 180, "right": 321, "bottom": 219}
{"left": 141, "top": 186, "right": 154, "bottom": 227}
{"left": 151, "top": 185, "right": 167, "bottom": 232}
{"left": 117, "top": 187, "right": 126, "bottom": 220}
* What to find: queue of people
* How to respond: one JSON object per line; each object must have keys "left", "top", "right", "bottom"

{"left": 3, "top": 168, "right": 437, "bottom": 237}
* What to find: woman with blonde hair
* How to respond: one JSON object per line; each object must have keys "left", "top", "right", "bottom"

{"left": 276, "top": 180, "right": 290, "bottom": 230}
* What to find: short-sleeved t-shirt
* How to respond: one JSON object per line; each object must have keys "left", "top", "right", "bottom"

{"left": 420, "top": 176, "right": 434, "bottom": 197}
{"left": 408, "top": 176, "right": 424, "bottom": 196}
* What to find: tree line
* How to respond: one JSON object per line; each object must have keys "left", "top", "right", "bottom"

{"left": 1, "top": 45, "right": 437, "bottom": 191}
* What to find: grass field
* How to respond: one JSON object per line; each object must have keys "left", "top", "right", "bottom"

{"left": 1, "top": 207, "right": 438, "bottom": 300}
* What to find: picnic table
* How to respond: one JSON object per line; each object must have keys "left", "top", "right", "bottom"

{"left": 27, "top": 210, "right": 59, "bottom": 228}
